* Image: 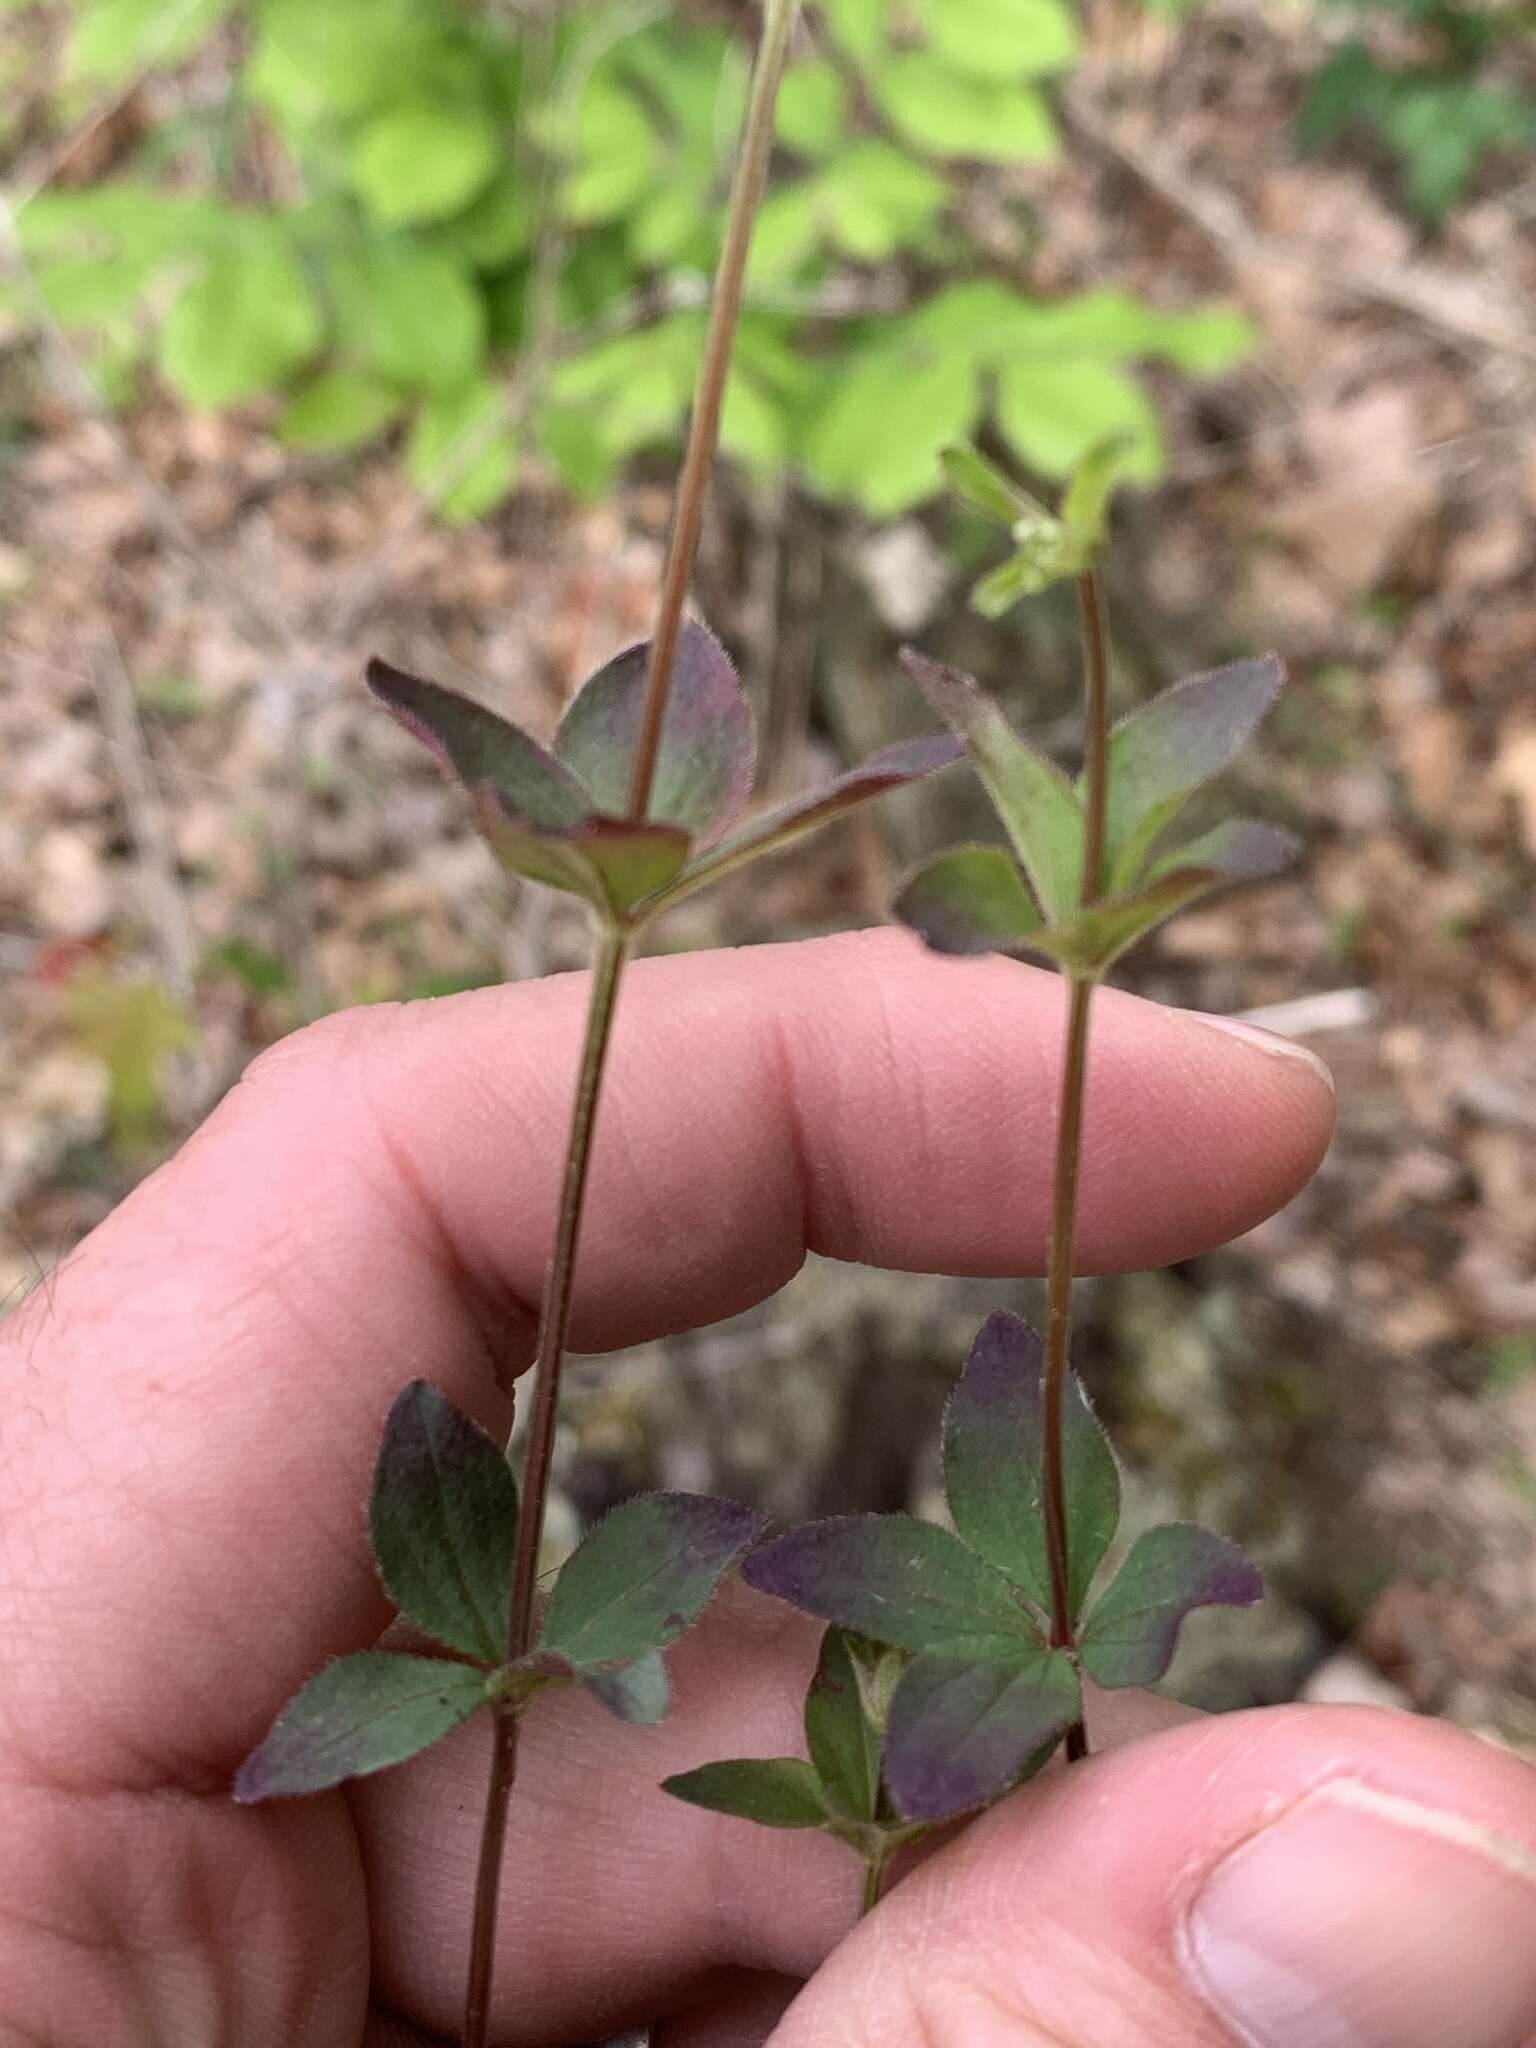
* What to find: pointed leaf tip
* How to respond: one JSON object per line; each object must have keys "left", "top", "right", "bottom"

{"left": 370, "top": 1380, "right": 519, "bottom": 1665}
{"left": 662, "top": 1756, "right": 828, "bottom": 1830}
{"left": 365, "top": 657, "right": 590, "bottom": 830}
{"left": 539, "top": 1492, "right": 767, "bottom": 1670}
{"left": 943, "top": 1312, "right": 1119, "bottom": 1623}
{"left": 234, "top": 1652, "right": 488, "bottom": 1802}
{"left": 1080, "top": 1523, "right": 1263, "bottom": 1690}
{"left": 554, "top": 619, "right": 755, "bottom": 845}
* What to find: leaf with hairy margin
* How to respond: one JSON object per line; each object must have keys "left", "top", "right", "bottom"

{"left": 893, "top": 843, "right": 1041, "bottom": 957}
{"left": 366, "top": 657, "right": 589, "bottom": 829}
{"left": 370, "top": 1381, "right": 519, "bottom": 1665}
{"left": 804, "top": 1627, "right": 883, "bottom": 1822}
{"left": 883, "top": 1648, "right": 1079, "bottom": 1820}
{"left": 662, "top": 1756, "right": 829, "bottom": 1829}
{"left": 744, "top": 1514, "right": 1042, "bottom": 1661}
{"left": 554, "top": 620, "right": 755, "bottom": 847}
{"left": 234, "top": 1653, "right": 488, "bottom": 1802}
{"left": 1079, "top": 1524, "right": 1263, "bottom": 1689}
{"left": 942, "top": 1312, "right": 1119, "bottom": 1623}
{"left": 900, "top": 651, "right": 1082, "bottom": 920}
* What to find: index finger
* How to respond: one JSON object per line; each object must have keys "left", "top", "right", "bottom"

{"left": 0, "top": 929, "right": 1332, "bottom": 1785}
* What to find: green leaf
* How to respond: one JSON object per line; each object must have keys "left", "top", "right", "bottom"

{"left": 777, "top": 59, "right": 848, "bottom": 155}
{"left": 662, "top": 1757, "right": 829, "bottom": 1829}
{"left": 474, "top": 801, "right": 694, "bottom": 919}
{"left": 1080, "top": 1524, "right": 1263, "bottom": 1689}
{"left": 579, "top": 1649, "right": 670, "bottom": 1725}
{"left": 539, "top": 1494, "right": 767, "bottom": 1671}
{"left": 941, "top": 443, "right": 1038, "bottom": 526}
{"left": 554, "top": 621, "right": 754, "bottom": 846}
{"left": 234, "top": 1653, "right": 488, "bottom": 1801}
{"left": 647, "top": 734, "right": 962, "bottom": 917}
{"left": 159, "top": 244, "right": 322, "bottom": 410}
{"left": 365, "top": 658, "right": 590, "bottom": 829}
{"left": 899, "top": 653, "right": 1083, "bottom": 921}
{"left": 884, "top": 1647, "right": 1079, "bottom": 1819}
{"left": 911, "top": 0, "right": 1078, "bottom": 80}
{"left": 565, "top": 77, "right": 659, "bottom": 224}
{"left": 942, "top": 1312, "right": 1119, "bottom": 1622}
{"left": 894, "top": 844, "right": 1041, "bottom": 957}
{"left": 66, "top": 0, "right": 233, "bottom": 85}
{"left": 1101, "top": 656, "right": 1286, "bottom": 881}
{"left": 996, "top": 357, "right": 1161, "bottom": 483}
{"left": 817, "top": 143, "right": 948, "bottom": 263}
{"left": 1060, "top": 433, "right": 1137, "bottom": 555}
{"left": 801, "top": 343, "right": 978, "bottom": 517}
{"left": 406, "top": 380, "right": 517, "bottom": 524}
{"left": 278, "top": 371, "right": 400, "bottom": 451}
{"left": 350, "top": 102, "right": 499, "bottom": 227}
{"left": 1025, "top": 868, "right": 1223, "bottom": 975}
{"left": 332, "top": 241, "right": 485, "bottom": 395}
{"left": 1145, "top": 818, "right": 1299, "bottom": 891}
{"left": 874, "top": 58, "right": 1059, "bottom": 162}
{"left": 743, "top": 1514, "right": 1043, "bottom": 1661}
{"left": 804, "top": 1629, "right": 882, "bottom": 1823}
{"left": 369, "top": 1381, "right": 518, "bottom": 1666}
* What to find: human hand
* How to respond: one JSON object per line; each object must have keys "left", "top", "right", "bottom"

{"left": 4, "top": 930, "right": 1532, "bottom": 2046}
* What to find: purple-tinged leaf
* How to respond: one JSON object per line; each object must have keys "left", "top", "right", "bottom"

{"left": 743, "top": 1513, "right": 1042, "bottom": 1661}
{"left": 1102, "top": 655, "right": 1285, "bottom": 882}
{"left": 943, "top": 1313, "right": 1119, "bottom": 1624}
{"left": 804, "top": 1628, "right": 884, "bottom": 1823}
{"left": 579, "top": 1648, "right": 670, "bottom": 1725}
{"left": 474, "top": 788, "right": 692, "bottom": 917}
{"left": 894, "top": 843, "right": 1041, "bottom": 957}
{"left": 662, "top": 1756, "right": 828, "bottom": 1829}
{"left": 644, "top": 732, "right": 963, "bottom": 915}
{"left": 234, "top": 1652, "right": 488, "bottom": 1802}
{"left": 538, "top": 1493, "right": 767, "bottom": 1671}
{"left": 1079, "top": 1523, "right": 1263, "bottom": 1689}
{"left": 554, "top": 620, "right": 755, "bottom": 845}
{"left": 1025, "top": 867, "right": 1222, "bottom": 977}
{"left": 1149, "top": 817, "right": 1300, "bottom": 886}
{"left": 370, "top": 1381, "right": 519, "bottom": 1666}
{"left": 883, "top": 1648, "right": 1079, "bottom": 1821}
{"left": 366, "top": 658, "right": 590, "bottom": 829}
{"left": 900, "top": 651, "right": 1082, "bottom": 921}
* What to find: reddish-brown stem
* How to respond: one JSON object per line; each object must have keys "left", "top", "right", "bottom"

{"left": 462, "top": 1711, "right": 519, "bottom": 2048}
{"left": 1039, "top": 567, "right": 1112, "bottom": 1766}
{"left": 625, "top": 0, "right": 800, "bottom": 820}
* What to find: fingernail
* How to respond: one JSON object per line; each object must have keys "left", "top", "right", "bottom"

{"left": 1185, "top": 1010, "right": 1335, "bottom": 1094}
{"left": 1184, "top": 1782, "right": 1536, "bottom": 2048}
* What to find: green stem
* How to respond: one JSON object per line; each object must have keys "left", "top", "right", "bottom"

{"left": 1039, "top": 568, "right": 1112, "bottom": 1766}
{"left": 625, "top": 0, "right": 800, "bottom": 820}
{"left": 861, "top": 1851, "right": 889, "bottom": 1918}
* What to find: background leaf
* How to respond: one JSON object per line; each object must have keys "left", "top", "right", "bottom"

{"left": 370, "top": 1380, "right": 518, "bottom": 1665}
{"left": 943, "top": 1311, "right": 1120, "bottom": 1622}
{"left": 1080, "top": 1523, "right": 1264, "bottom": 1688}
{"left": 539, "top": 1493, "right": 767, "bottom": 1670}
{"left": 662, "top": 1756, "right": 829, "bottom": 1829}
{"left": 554, "top": 621, "right": 754, "bottom": 844}
{"left": 900, "top": 652, "right": 1082, "bottom": 920}
{"left": 159, "top": 243, "right": 322, "bottom": 409}
{"left": 743, "top": 1513, "right": 1041, "bottom": 1661}
{"left": 804, "top": 1627, "right": 882, "bottom": 1822}
{"left": 350, "top": 102, "right": 498, "bottom": 227}
{"left": 234, "top": 1652, "right": 487, "bottom": 1801}
{"left": 883, "top": 1648, "right": 1079, "bottom": 1819}
{"left": 894, "top": 843, "right": 1041, "bottom": 956}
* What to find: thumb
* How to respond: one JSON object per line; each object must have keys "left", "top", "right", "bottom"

{"left": 769, "top": 1703, "right": 1536, "bottom": 2048}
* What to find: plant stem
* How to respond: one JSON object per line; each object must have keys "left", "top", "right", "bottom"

{"left": 1039, "top": 569, "right": 1112, "bottom": 1766}
{"left": 460, "top": 927, "right": 627, "bottom": 2048}
{"left": 462, "top": 1711, "right": 519, "bottom": 2048}
{"left": 861, "top": 1852, "right": 889, "bottom": 1918}
{"left": 626, "top": 0, "right": 800, "bottom": 820}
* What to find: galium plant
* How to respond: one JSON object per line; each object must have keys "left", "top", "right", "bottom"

{"left": 662, "top": 435, "right": 1296, "bottom": 1890}
{"left": 235, "top": 5, "right": 1300, "bottom": 2038}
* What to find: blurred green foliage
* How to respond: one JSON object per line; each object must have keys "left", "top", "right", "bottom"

{"left": 3, "top": 0, "right": 1256, "bottom": 517}
{"left": 1297, "top": 0, "right": 1536, "bottom": 220}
